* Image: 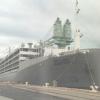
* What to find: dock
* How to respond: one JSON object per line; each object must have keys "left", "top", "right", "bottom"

{"left": 0, "top": 82, "right": 100, "bottom": 100}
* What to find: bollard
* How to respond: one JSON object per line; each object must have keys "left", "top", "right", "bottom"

{"left": 90, "top": 85, "right": 98, "bottom": 92}
{"left": 45, "top": 83, "right": 49, "bottom": 87}
{"left": 25, "top": 82, "right": 28, "bottom": 86}
{"left": 53, "top": 80, "right": 57, "bottom": 87}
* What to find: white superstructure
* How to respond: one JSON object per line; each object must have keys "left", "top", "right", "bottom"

{"left": 0, "top": 43, "right": 44, "bottom": 74}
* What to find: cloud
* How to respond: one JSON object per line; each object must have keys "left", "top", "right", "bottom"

{"left": 0, "top": 0, "right": 99, "bottom": 51}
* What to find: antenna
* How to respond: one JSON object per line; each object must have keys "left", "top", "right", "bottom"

{"left": 75, "top": 0, "right": 81, "bottom": 50}
{"left": 75, "top": 0, "right": 80, "bottom": 15}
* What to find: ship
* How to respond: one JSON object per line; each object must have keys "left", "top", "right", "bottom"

{"left": 0, "top": 1, "right": 100, "bottom": 90}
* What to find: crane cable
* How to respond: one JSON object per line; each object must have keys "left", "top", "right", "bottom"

{"left": 42, "top": 25, "right": 53, "bottom": 41}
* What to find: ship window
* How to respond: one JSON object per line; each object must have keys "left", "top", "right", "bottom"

{"left": 32, "top": 49, "right": 37, "bottom": 52}
{"left": 22, "top": 48, "right": 29, "bottom": 52}
{"left": 21, "top": 54, "right": 35, "bottom": 58}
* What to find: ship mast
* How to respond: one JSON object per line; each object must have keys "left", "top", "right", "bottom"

{"left": 74, "top": 1, "right": 98, "bottom": 90}
{"left": 75, "top": 0, "right": 81, "bottom": 50}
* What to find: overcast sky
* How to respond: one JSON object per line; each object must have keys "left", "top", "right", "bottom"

{"left": 0, "top": 0, "right": 100, "bottom": 56}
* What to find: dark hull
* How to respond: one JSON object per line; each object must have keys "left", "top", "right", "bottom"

{"left": 0, "top": 49, "right": 100, "bottom": 89}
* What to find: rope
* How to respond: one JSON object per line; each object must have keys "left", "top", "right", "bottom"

{"left": 84, "top": 52, "right": 95, "bottom": 86}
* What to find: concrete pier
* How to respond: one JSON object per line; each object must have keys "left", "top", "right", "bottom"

{"left": 0, "top": 82, "right": 100, "bottom": 100}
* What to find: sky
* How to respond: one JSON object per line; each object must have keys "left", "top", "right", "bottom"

{"left": 0, "top": 0, "right": 100, "bottom": 57}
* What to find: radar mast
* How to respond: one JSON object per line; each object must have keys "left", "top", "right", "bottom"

{"left": 75, "top": 0, "right": 81, "bottom": 50}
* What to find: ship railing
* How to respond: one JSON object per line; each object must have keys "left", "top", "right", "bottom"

{"left": 0, "top": 53, "right": 19, "bottom": 67}
{"left": 59, "top": 50, "right": 77, "bottom": 56}
{"left": 4, "top": 61, "right": 19, "bottom": 69}
{"left": 0, "top": 48, "right": 19, "bottom": 64}
{"left": 0, "top": 59, "right": 19, "bottom": 70}
{"left": 59, "top": 49, "right": 91, "bottom": 56}
{"left": 0, "top": 60, "right": 19, "bottom": 73}
{"left": 0, "top": 65, "right": 19, "bottom": 74}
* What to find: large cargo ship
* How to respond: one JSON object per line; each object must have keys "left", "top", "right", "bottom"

{"left": 0, "top": 1, "right": 100, "bottom": 90}
{"left": 0, "top": 18, "right": 100, "bottom": 90}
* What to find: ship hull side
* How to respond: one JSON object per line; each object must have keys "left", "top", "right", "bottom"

{"left": 0, "top": 49, "right": 100, "bottom": 89}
